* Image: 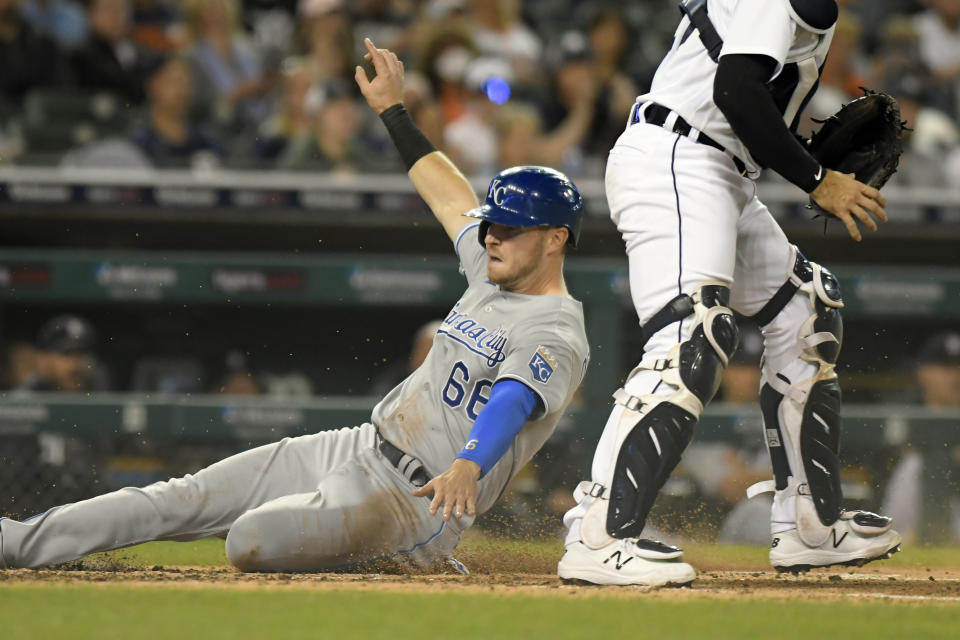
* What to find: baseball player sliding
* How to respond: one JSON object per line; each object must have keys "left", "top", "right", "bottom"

{"left": 0, "top": 39, "right": 589, "bottom": 573}
{"left": 559, "top": 0, "right": 900, "bottom": 586}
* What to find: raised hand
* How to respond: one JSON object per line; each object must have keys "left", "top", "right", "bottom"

{"left": 354, "top": 37, "right": 405, "bottom": 115}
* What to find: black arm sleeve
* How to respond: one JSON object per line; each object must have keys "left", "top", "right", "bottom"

{"left": 379, "top": 104, "right": 438, "bottom": 171}
{"left": 713, "top": 53, "right": 824, "bottom": 193}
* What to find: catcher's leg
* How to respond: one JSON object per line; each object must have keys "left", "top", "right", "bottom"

{"left": 558, "top": 283, "right": 738, "bottom": 586}
{"left": 561, "top": 134, "right": 747, "bottom": 586}
{"left": 740, "top": 242, "right": 901, "bottom": 571}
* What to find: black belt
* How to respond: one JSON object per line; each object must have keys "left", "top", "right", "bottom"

{"left": 633, "top": 102, "right": 748, "bottom": 176}
{"left": 377, "top": 432, "right": 432, "bottom": 488}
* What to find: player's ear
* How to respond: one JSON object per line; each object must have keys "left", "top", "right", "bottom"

{"left": 547, "top": 227, "right": 569, "bottom": 254}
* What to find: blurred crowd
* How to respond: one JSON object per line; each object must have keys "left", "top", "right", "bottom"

{"left": 0, "top": 313, "right": 292, "bottom": 395}
{"left": 0, "top": 0, "right": 956, "bottom": 184}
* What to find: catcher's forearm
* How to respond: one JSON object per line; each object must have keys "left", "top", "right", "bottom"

{"left": 714, "top": 54, "right": 824, "bottom": 193}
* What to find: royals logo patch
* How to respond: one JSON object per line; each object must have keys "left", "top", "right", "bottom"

{"left": 528, "top": 347, "right": 557, "bottom": 383}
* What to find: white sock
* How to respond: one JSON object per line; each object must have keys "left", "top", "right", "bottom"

{"left": 771, "top": 491, "right": 796, "bottom": 535}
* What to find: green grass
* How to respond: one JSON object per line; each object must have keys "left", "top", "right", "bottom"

{"left": 5, "top": 540, "right": 959, "bottom": 639}
{"left": 684, "top": 542, "right": 960, "bottom": 570}
{"left": 0, "top": 585, "right": 956, "bottom": 640}
{"left": 89, "top": 537, "right": 230, "bottom": 567}
{"left": 875, "top": 544, "right": 960, "bottom": 568}
{"left": 84, "top": 536, "right": 960, "bottom": 572}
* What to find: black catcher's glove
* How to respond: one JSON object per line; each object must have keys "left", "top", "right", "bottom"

{"left": 807, "top": 89, "right": 907, "bottom": 216}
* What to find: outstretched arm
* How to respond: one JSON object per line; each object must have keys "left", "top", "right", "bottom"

{"left": 355, "top": 38, "right": 477, "bottom": 242}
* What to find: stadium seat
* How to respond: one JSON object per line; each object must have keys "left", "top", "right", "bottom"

{"left": 22, "top": 89, "right": 135, "bottom": 157}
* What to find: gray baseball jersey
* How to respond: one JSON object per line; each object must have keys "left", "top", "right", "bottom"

{"left": 374, "top": 222, "right": 590, "bottom": 514}
{"left": 1, "top": 221, "right": 588, "bottom": 571}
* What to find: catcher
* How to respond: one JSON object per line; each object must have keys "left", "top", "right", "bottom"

{"left": 560, "top": 0, "right": 905, "bottom": 586}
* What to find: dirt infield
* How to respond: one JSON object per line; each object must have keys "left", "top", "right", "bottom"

{"left": 3, "top": 552, "right": 959, "bottom": 602}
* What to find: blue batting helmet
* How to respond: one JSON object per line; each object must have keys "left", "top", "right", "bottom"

{"left": 465, "top": 166, "right": 584, "bottom": 248}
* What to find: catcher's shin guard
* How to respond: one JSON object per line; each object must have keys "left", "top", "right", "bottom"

{"left": 748, "top": 246, "right": 892, "bottom": 545}
{"left": 579, "top": 284, "right": 739, "bottom": 547}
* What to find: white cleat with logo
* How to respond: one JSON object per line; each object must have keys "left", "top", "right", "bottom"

{"left": 770, "top": 510, "right": 902, "bottom": 573}
{"left": 557, "top": 538, "right": 696, "bottom": 587}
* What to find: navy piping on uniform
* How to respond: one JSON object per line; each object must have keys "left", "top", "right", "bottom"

{"left": 454, "top": 222, "right": 480, "bottom": 260}
{"left": 670, "top": 134, "right": 685, "bottom": 346}
{"left": 397, "top": 521, "right": 446, "bottom": 555}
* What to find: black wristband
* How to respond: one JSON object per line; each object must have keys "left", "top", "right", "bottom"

{"left": 801, "top": 163, "right": 826, "bottom": 194}
{"left": 379, "top": 104, "right": 437, "bottom": 170}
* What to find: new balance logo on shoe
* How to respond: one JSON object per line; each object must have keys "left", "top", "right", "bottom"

{"left": 769, "top": 524, "right": 902, "bottom": 573}
{"left": 603, "top": 550, "right": 633, "bottom": 570}
{"left": 558, "top": 542, "right": 696, "bottom": 586}
{"left": 831, "top": 528, "right": 848, "bottom": 548}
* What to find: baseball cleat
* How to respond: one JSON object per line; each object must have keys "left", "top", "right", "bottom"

{"left": 444, "top": 556, "right": 469, "bottom": 575}
{"left": 557, "top": 538, "right": 696, "bottom": 587}
{"left": 770, "top": 511, "right": 902, "bottom": 573}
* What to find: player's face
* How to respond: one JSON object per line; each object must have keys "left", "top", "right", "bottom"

{"left": 483, "top": 223, "right": 550, "bottom": 290}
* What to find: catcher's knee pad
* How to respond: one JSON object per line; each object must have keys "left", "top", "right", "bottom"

{"left": 665, "top": 284, "right": 740, "bottom": 412}
{"left": 752, "top": 245, "right": 843, "bottom": 389}
{"left": 752, "top": 245, "right": 842, "bottom": 338}
{"left": 578, "top": 284, "right": 738, "bottom": 545}
{"left": 752, "top": 246, "right": 848, "bottom": 545}
{"left": 639, "top": 283, "right": 740, "bottom": 416}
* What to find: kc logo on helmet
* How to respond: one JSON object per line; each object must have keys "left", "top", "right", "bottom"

{"left": 489, "top": 179, "right": 510, "bottom": 206}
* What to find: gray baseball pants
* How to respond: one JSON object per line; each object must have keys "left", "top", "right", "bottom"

{"left": 0, "top": 423, "right": 464, "bottom": 570}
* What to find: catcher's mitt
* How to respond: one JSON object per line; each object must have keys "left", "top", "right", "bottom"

{"left": 807, "top": 88, "right": 907, "bottom": 211}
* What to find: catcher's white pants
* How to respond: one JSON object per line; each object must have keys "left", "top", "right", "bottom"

{"left": 0, "top": 424, "right": 465, "bottom": 570}
{"left": 565, "top": 123, "right": 818, "bottom": 544}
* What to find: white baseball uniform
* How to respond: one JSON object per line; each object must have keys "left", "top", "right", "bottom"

{"left": 565, "top": 0, "right": 835, "bottom": 544}
{"left": 1, "top": 223, "right": 588, "bottom": 571}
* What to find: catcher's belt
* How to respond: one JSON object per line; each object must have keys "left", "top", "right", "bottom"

{"left": 376, "top": 431, "right": 432, "bottom": 488}
{"left": 631, "top": 102, "right": 748, "bottom": 176}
